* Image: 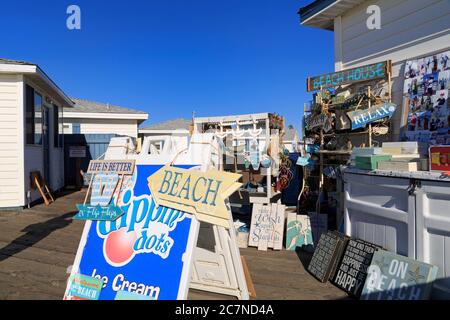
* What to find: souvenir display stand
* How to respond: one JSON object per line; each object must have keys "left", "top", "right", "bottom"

{"left": 193, "top": 113, "right": 285, "bottom": 206}
{"left": 301, "top": 61, "right": 394, "bottom": 229}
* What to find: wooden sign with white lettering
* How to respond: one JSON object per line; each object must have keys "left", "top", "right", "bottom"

{"left": 248, "top": 203, "right": 285, "bottom": 251}
{"left": 346, "top": 102, "right": 396, "bottom": 130}
{"left": 331, "top": 238, "right": 380, "bottom": 297}
{"left": 307, "top": 231, "right": 348, "bottom": 283}
{"left": 361, "top": 249, "right": 438, "bottom": 300}
{"left": 307, "top": 60, "right": 391, "bottom": 91}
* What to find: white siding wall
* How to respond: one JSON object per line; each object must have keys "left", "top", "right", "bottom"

{"left": 64, "top": 118, "right": 139, "bottom": 137}
{"left": 0, "top": 74, "right": 25, "bottom": 207}
{"left": 335, "top": 0, "right": 450, "bottom": 140}
{"left": 24, "top": 77, "right": 65, "bottom": 204}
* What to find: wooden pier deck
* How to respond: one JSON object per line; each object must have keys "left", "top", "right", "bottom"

{"left": 0, "top": 190, "right": 348, "bottom": 300}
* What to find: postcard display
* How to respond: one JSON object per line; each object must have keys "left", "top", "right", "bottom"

{"left": 301, "top": 61, "right": 394, "bottom": 229}
{"left": 402, "top": 50, "right": 450, "bottom": 145}
{"left": 64, "top": 158, "right": 249, "bottom": 300}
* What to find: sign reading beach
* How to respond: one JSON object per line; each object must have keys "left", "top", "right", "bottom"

{"left": 147, "top": 165, "right": 241, "bottom": 228}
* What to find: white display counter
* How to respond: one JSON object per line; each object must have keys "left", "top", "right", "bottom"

{"left": 343, "top": 167, "right": 450, "bottom": 299}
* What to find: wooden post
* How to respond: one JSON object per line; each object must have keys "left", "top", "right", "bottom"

{"left": 265, "top": 117, "right": 271, "bottom": 203}
{"left": 317, "top": 87, "right": 324, "bottom": 214}
{"left": 115, "top": 173, "right": 124, "bottom": 206}
{"left": 83, "top": 174, "right": 94, "bottom": 205}
{"left": 368, "top": 86, "right": 372, "bottom": 147}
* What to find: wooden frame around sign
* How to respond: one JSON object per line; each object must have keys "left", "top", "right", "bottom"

{"left": 306, "top": 60, "right": 392, "bottom": 92}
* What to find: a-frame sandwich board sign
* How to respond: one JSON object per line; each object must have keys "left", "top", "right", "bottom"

{"left": 65, "top": 154, "right": 249, "bottom": 300}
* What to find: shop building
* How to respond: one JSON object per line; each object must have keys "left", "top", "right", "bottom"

{"left": 299, "top": 0, "right": 450, "bottom": 140}
{"left": 138, "top": 118, "right": 191, "bottom": 154}
{"left": 63, "top": 99, "right": 148, "bottom": 138}
{"left": 0, "top": 58, "right": 74, "bottom": 209}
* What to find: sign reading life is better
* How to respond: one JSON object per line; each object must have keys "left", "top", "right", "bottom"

{"left": 88, "top": 160, "right": 135, "bottom": 175}
{"left": 306, "top": 60, "right": 391, "bottom": 91}
{"left": 147, "top": 166, "right": 242, "bottom": 229}
{"left": 347, "top": 102, "right": 396, "bottom": 130}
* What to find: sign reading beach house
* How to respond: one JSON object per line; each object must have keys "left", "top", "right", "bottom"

{"left": 307, "top": 60, "right": 391, "bottom": 91}
{"left": 147, "top": 165, "right": 241, "bottom": 228}
{"left": 65, "top": 164, "right": 200, "bottom": 300}
{"left": 347, "top": 102, "right": 396, "bottom": 130}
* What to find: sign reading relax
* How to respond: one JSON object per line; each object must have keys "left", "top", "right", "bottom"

{"left": 307, "top": 60, "right": 391, "bottom": 91}
{"left": 147, "top": 166, "right": 241, "bottom": 228}
{"left": 347, "top": 102, "right": 396, "bottom": 130}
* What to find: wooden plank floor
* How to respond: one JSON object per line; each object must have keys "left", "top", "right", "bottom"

{"left": 0, "top": 190, "right": 349, "bottom": 300}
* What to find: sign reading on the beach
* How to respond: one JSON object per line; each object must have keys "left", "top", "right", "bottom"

{"left": 361, "top": 249, "right": 438, "bottom": 300}
{"left": 307, "top": 231, "right": 348, "bottom": 282}
{"left": 332, "top": 239, "right": 379, "bottom": 297}
{"left": 307, "top": 60, "right": 391, "bottom": 91}
{"left": 65, "top": 274, "right": 103, "bottom": 300}
{"left": 64, "top": 164, "right": 200, "bottom": 300}
{"left": 347, "top": 102, "right": 396, "bottom": 130}
{"left": 87, "top": 160, "right": 136, "bottom": 175}
{"left": 147, "top": 165, "right": 241, "bottom": 228}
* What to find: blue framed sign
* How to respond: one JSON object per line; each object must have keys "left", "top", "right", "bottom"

{"left": 64, "top": 164, "right": 200, "bottom": 300}
{"left": 347, "top": 102, "right": 396, "bottom": 130}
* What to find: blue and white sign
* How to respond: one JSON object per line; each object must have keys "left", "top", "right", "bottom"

{"left": 347, "top": 102, "right": 396, "bottom": 130}
{"left": 65, "top": 164, "right": 200, "bottom": 300}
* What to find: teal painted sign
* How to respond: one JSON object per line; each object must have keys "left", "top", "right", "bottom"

{"left": 115, "top": 290, "right": 156, "bottom": 300}
{"left": 361, "top": 249, "right": 438, "bottom": 300}
{"left": 67, "top": 274, "right": 103, "bottom": 300}
{"left": 347, "top": 102, "right": 396, "bottom": 130}
{"left": 75, "top": 204, "right": 124, "bottom": 221}
{"left": 307, "top": 61, "right": 390, "bottom": 91}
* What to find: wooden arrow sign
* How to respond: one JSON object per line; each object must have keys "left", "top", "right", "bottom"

{"left": 147, "top": 166, "right": 242, "bottom": 228}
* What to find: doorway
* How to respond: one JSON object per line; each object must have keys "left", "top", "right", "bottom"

{"left": 42, "top": 106, "right": 50, "bottom": 187}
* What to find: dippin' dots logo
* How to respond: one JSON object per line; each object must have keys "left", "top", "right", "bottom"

{"left": 67, "top": 5, "right": 81, "bottom": 30}
{"left": 96, "top": 188, "right": 186, "bottom": 267}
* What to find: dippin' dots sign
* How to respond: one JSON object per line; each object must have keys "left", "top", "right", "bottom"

{"left": 97, "top": 188, "right": 187, "bottom": 266}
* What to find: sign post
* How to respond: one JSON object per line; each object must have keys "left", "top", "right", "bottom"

{"left": 65, "top": 158, "right": 249, "bottom": 300}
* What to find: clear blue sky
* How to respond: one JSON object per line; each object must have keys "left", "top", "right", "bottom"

{"left": 0, "top": 0, "right": 334, "bottom": 129}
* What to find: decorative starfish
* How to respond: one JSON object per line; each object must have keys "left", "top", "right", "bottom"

{"left": 407, "top": 265, "right": 425, "bottom": 284}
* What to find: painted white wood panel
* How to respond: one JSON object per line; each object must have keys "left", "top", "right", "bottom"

{"left": 339, "top": 0, "right": 450, "bottom": 65}
{"left": 64, "top": 118, "right": 139, "bottom": 138}
{"left": 335, "top": 0, "right": 450, "bottom": 140}
{"left": 0, "top": 74, "right": 23, "bottom": 207}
